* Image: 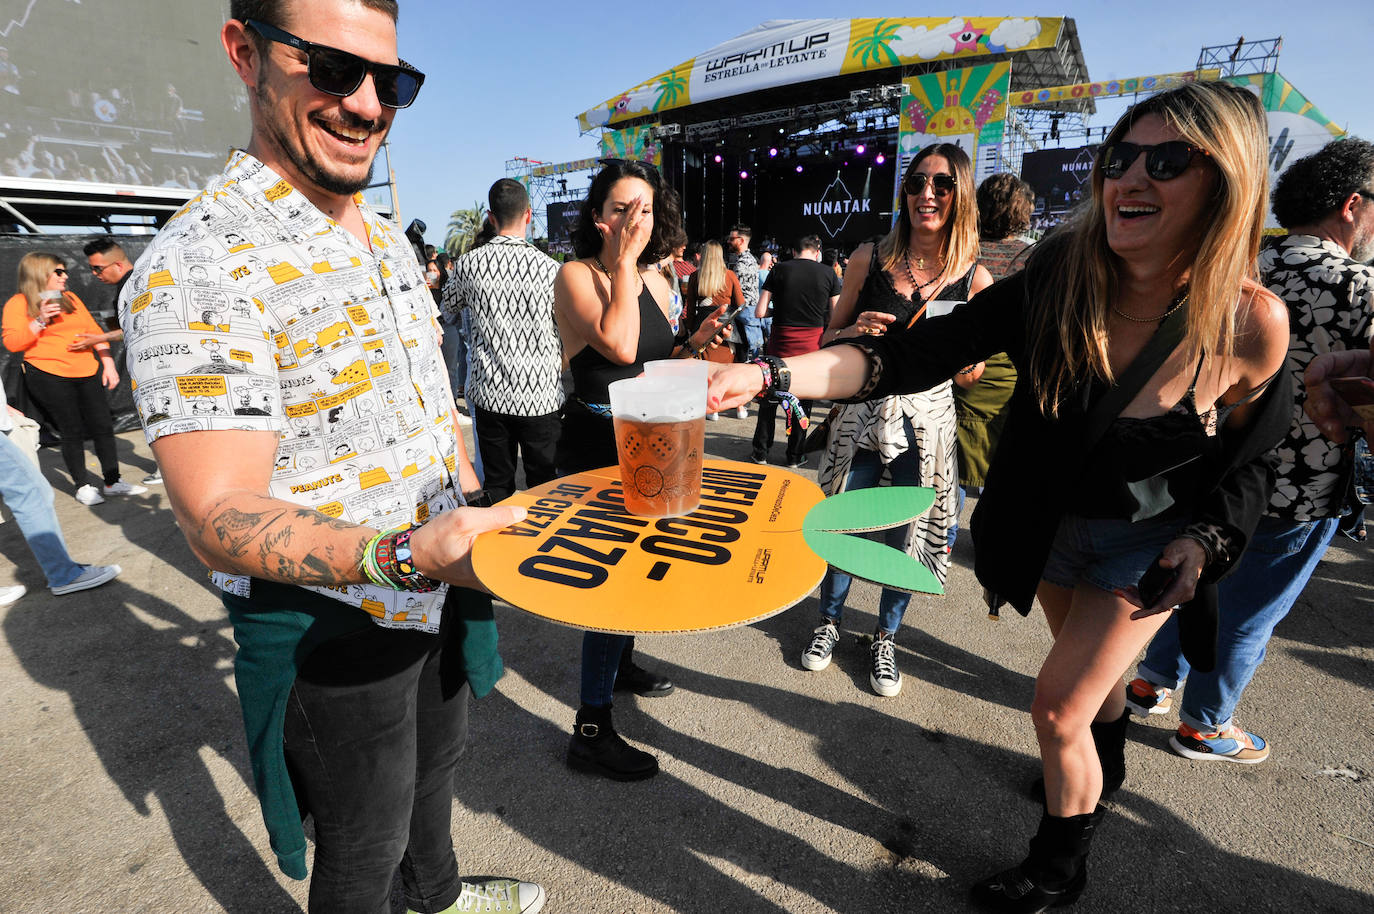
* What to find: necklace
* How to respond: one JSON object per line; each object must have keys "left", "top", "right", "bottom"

{"left": 1111, "top": 292, "right": 1189, "bottom": 323}
{"left": 592, "top": 256, "right": 643, "bottom": 291}
{"left": 901, "top": 250, "right": 945, "bottom": 297}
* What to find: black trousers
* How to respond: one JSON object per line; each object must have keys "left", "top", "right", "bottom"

{"left": 751, "top": 397, "right": 813, "bottom": 464}
{"left": 22, "top": 363, "right": 119, "bottom": 488}
{"left": 472, "top": 406, "right": 560, "bottom": 503}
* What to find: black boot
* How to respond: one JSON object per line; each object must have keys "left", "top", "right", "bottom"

{"left": 1030, "top": 710, "right": 1130, "bottom": 804}
{"left": 969, "top": 806, "right": 1103, "bottom": 913}
{"left": 613, "top": 641, "right": 675, "bottom": 697}
{"left": 566, "top": 704, "right": 659, "bottom": 782}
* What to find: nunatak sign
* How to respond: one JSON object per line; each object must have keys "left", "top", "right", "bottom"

{"left": 472, "top": 460, "right": 828, "bottom": 634}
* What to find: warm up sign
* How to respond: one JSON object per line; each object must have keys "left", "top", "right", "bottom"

{"left": 472, "top": 460, "right": 944, "bottom": 635}
{"left": 472, "top": 462, "right": 827, "bottom": 634}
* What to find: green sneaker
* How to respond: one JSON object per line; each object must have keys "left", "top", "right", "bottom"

{"left": 410, "top": 878, "right": 546, "bottom": 913}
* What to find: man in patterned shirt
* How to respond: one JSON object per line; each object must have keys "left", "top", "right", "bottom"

{"left": 442, "top": 178, "right": 562, "bottom": 503}
{"left": 726, "top": 223, "right": 762, "bottom": 361}
{"left": 118, "top": 2, "right": 544, "bottom": 911}
{"left": 1128, "top": 137, "right": 1374, "bottom": 765}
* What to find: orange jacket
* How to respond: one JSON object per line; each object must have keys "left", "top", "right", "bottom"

{"left": 2, "top": 291, "right": 106, "bottom": 377}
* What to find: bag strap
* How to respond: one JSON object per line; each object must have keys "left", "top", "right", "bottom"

{"left": 1079, "top": 294, "right": 1189, "bottom": 452}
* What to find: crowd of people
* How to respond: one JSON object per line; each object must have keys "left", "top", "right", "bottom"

{"left": 1, "top": 3, "right": 1371, "bottom": 914}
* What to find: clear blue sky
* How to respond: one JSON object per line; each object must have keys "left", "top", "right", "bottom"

{"left": 386, "top": 1, "right": 1373, "bottom": 243}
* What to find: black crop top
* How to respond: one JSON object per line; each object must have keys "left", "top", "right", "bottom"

{"left": 567, "top": 284, "right": 676, "bottom": 405}
{"left": 858, "top": 250, "right": 976, "bottom": 334}
{"left": 1071, "top": 358, "right": 1270, "bottom": 522}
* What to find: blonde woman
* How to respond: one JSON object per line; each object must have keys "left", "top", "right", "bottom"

{"left": 685, "top": 240, "right": 745, "bottom": 419}
{"left": 804, "top": 144, "right": 991, "bottom": 698}
{"left": 2, "top": 252, "right": 144, "bottom": 505}
{"left": 707, "top": 82, "right": 1289, "bottom": 909}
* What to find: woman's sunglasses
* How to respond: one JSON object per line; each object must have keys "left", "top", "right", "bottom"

{"left": 904, "top": 172, "right": 957, "bottom": 197}
{"left": 1099, "top": 141, "right": 1209, "bottom": 181}
{"left": 244, "top": 19, "right": 425, "bottom": 109}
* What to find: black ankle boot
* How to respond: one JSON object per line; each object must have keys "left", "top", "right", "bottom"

{"left": 614, "top": 643, "right": 675, "bottom": 697}
{"left": 969, "top": 807, "right": 1103, "bottom": 913}
{"left": 567, "top": 704, "right": 659, "bottom": 782}
{"left": 1030, "top": 710, "right": 1131, "bottom": 804}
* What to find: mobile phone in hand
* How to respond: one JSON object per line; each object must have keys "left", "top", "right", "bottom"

{"left": 1137, "top": 559, "right": 1178, "bottom": 609}
{"left": 1329, "top": 376, "right": 1374, "bottom": 420}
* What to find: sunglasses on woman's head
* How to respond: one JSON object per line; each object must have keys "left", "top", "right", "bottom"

{"left": 904, "top": 172, "right": 957, "bottom": 197}
{"left": 244, "top": 19, "right": 425, "bottom": 109}
{"left": 1099, "top": 141, "right": 1209, "bottom": 181}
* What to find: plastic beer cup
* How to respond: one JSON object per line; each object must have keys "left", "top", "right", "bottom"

{"left": 608, "top": 374, "right": 706, "bottom": 517}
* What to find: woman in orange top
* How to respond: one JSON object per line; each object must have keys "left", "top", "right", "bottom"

{"left": 2, "top": 252, "right": 139, "bottom": 505}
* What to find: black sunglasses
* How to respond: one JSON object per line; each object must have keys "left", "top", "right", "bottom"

{"left": 244, "top": 18, "right": 424, "bottom": 109}
{"left": 904, "top": 172, "right": 957, "bottom": 197}
{"left": 1099, "top": 141, "right": 1210, "bottom": 181}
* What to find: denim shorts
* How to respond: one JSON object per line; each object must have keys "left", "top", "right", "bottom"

{"left": 1040, "top": 513, "right": 1186, "bottom": 595}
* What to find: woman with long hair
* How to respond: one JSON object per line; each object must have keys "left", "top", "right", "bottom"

{"left": 706, "top": 82, "right": 1290, "bottom": 908}
{"left": 554, "top": 160, "right": 727, "bottom": 781}
{"left": 803, "top": 144, "right": 991, "bottom": 698}
{"left": 2, "top": 252, "right": 144, "bottom": 506}
{"left": 685, "top": 240, "right": 744, "bottom": 419}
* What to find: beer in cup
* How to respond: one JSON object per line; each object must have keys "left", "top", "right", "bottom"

{"left": 608, "top": 373, "right": 706, "bottom": 517}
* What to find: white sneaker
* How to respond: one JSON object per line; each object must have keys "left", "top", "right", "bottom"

{"left": 870, "top": 634, "right": 903, "bottom": 697}
{"left": 141, "top": 470, "right": 163, "bottom": 485}
{"left": 735, "top": 405, "right": 749, "bottom": 419}
{"left": 705, "top": 412, "right": 719, "bottom": 421}
{"left": 454, "top": 411, "right": 472, "bottom": 426}
{"left": 75, "top": 484, "right": 105, "bottom": 506}
{"left": 0, "top": 584, "right": 26, "bottom": 606}
{"left": 801, "top": 621, "right": 840, "bottom": 671}
{"left": 51, "top": 564, "right": 121, "bottom": 596}
{"left": 102, "top": 479, "right": 148, "bottom": 496}
{"left": 445, "top": 878, "right": 546, "bottom": 913}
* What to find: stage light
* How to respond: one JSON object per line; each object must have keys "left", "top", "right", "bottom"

{"left": 796, "top": 164, "right": 804, "bottom": 173}
{"left": 739, "top": 170, "right": 749, "bottom": 179}
{"left": 855, "top": 144, "right": 866, "bottom": 155}
{"left": 769, "top": 147, "right": 778, "bottom": 157}
{"left": 713, "top": 154, "right": 723, "bottom": 164}
{"left": 875, "top": 153, "right": 886, "bottom": 164}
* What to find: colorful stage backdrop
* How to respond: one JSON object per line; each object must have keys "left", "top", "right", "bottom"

{"left": 577, "top": 17, "right": 1060, "bottom": 132}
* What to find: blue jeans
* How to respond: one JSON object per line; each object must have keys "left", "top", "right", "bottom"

{"left": 739, "top": 312, "right": 765, "bottom": 358}
{"left": 818, "top": 446, "right": 922, "bottom": 635}
{"left": 581, "top": 632, "right": 631, "bottom": 707}
{"left": 1137, "top": 514, "right": 1340, "bottom": 732}
{"left": 439, "top": 314, "right": 467, "bottom": 398}
{"left": 0, "top": 430, "right": 84, "bottom": 588}
{"left": 284, "top": 632, "right": 470, "bottom": 914}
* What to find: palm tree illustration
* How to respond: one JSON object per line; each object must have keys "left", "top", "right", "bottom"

{"left": 852, "top": 19, "right": 901, "bottom": 68}
{"left": 654, "top": 69, "right": 687, "bottom": 111}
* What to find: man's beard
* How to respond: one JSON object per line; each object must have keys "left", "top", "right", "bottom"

{"left": 257, "top": 84, "right": 381, "bottom": 196}
{"left": 1350, "top": 227, "right": 1373, "bottom": 264}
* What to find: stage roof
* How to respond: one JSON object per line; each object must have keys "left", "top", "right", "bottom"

{"left": 576, "top": 17, "right": 1091, "bottom": 133}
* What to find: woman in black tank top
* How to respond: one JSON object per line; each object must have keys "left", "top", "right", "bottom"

{"left": 553, "top": 161, "right": 730, "bottom": 783}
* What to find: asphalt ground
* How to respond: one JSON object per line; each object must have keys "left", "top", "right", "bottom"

{"left": 1, "top": 413, "right": 1371, "bottom": 914}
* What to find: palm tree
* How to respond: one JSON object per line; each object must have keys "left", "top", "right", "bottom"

{"left": 654, "top": 69, "right": 687, "bottom": 111}
{"left": 852, "top": 19, "right": 901, "bottom": 68}
{"left": 444, "top": 201, "right": 488, "bottom": 257}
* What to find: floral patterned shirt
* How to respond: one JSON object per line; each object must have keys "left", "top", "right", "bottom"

{"left": 1258, "top": 233, "right": 1374, "bottom": 520}
{"left": 119, "top": 150, "right": 462, "bottom": 631}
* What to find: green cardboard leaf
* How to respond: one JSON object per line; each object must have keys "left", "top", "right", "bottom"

{"left": 803, "top": 528, "right": 945, "bottom": 595}
{"left": 802, "top": 486, "right": 936, "bottom": 534}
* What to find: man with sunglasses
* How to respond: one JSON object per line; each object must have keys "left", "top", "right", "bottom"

{"left": 116, "top": 2, "right": 545, "bottom": 912}
{"left": 1128, "top": 137, "right": 1374, "bottom": 766}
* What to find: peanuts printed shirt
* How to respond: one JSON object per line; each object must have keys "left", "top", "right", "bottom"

{"left": 120, "top": 150, "right": 461, "bottom": 631}
{"left": 1259, "top": 233, "right": 1374, "bottom": 521}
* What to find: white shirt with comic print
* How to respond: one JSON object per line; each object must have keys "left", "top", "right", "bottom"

{"left": 120, "top": 150, "right": 462, "bottom": 632}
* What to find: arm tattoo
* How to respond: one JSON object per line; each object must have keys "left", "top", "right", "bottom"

{"left": 207, "top": 502, "right": 368, "bottom": 585}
